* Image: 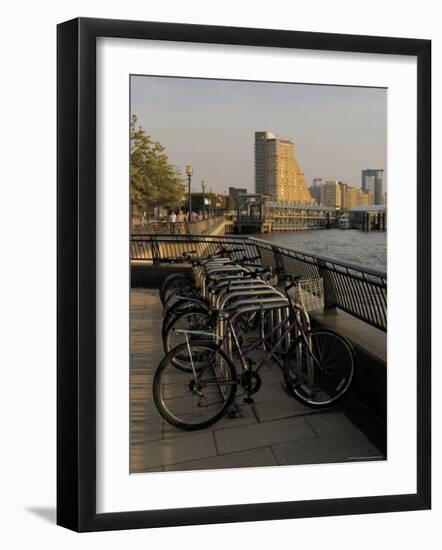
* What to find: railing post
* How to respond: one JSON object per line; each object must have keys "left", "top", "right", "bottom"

{"left": 274, "top": 250, "right": 285, "bottom": 278}
{"left": 151, "top": 236, "right": 160, "bottom": 265}
{"left": 317, "top": 257, "right": 337, "bottom": 311}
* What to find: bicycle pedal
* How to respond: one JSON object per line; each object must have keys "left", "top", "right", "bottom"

{"left": 243, "top": 396, "right": 254, "bottom": 404}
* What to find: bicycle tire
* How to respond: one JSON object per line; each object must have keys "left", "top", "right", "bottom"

{"left": 162, "top": 298, "right": 210, "bottom": 339}
{"left": 160, "top": 272, "right": 192, "bottom": 305}
{"left": 153, "top": 341, "right": 237, "bottom": 430}
{"left": 163, "top": 281, "right": 198, "bottom": 311}
{"left": 284, "top": 328, "right": 356, "bottom": 408}
{"left": 163, "top": 309, "right": 214, "bottom": 364}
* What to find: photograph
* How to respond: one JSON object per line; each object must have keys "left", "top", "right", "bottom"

{"left": 129, "top": 75, "right": 387, "bottom": 474}
{"left": 0, "top": 0, "right": 434, "bottom": 543}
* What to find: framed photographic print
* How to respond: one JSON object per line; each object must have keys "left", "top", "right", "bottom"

{"left": 57, "top": 17, "right": 431, "bottom": 532}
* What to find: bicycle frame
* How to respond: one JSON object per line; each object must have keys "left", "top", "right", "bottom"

{"left": 213, "top": 304, "right": 314, "bottom": 378}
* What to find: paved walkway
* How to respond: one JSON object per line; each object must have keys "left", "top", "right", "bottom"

{"left": 130, "top": 289, "right": 384, "bottom": 473}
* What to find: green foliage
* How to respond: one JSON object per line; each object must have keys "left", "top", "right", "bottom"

{"left": 130, "top": 115, "right": 185, "bottom": 213}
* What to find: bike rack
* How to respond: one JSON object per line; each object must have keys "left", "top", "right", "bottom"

{"left": 165, "top": 250, "right": 296, "bottom": 367}
{"left": 215, "top": 297, "right": 290, "bottom": 360}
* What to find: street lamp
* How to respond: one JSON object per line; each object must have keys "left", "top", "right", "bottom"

{"left": 185, "top": 165, "right": 193, "bottom": 219}
{"left": 201, "top": 180, "right": 206, "bottom": 219}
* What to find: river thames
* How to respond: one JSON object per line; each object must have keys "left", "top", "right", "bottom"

{"left": 260, "top": 229, "right": 387, "bottom": 271}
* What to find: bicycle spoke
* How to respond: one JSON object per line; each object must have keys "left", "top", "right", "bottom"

{"left": 154, "top": 342, "right": 237, "bottom": 430}
{"left": 284, "top": 330, "right": 355, "bottom": 407}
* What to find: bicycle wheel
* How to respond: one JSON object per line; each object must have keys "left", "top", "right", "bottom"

{"left": 160, "top": 273, "right": 193, "bottom": 305}
{"left": 163, "top": 281, "right": 198, "bottom": 311}
{"left": 162, "top": 298, "right": 209, "bottom": 339}
{"left": 284, "top": 328, "right": 355, "bottom": 408}
{"left": 153, "top": 342, "right": 237, "bottom": 430}
{"left": 163, "top": 308, "right": 214, "bottom": 361}
{"left": 160, "top": 273, "right": 191, "bottom": 304}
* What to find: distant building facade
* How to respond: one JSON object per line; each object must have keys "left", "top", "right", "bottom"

{"left": 339, "top": 183, "right": 373, "bottom": 209}
{"left": 357, "top": 189, "right": 374, "bottom": 207}
{"left": 184, "top": 192, "right": 233, "bottom": 213}
{"left": 309, "top": 178, "right": 325, "bottom": 204}
{"left": 228, "top": 187, "right": 248, "bottom": 208}
{"left": 255, "top": 131, "right": 314, "bottom": 203}
{"left": 311, "top": 178, "right": 373, "bottom": 209}
{"left": 362, "top": 169, "right": 385, "bottom": 205}
{"left": 324, "top": 181, "right": 342, "bottom": 208}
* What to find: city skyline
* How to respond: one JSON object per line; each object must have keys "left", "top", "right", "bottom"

{"left": 131, "top": 75, "right": 387, "bottom": 194}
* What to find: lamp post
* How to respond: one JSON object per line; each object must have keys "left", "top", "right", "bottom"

{"left": 185, "top": 165, "right": 193, "bottom": 220}
{"left": 201, "top": 180, "right": 206, "bottom": 219}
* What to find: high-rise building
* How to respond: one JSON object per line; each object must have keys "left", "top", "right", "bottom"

{"left": 324, "top": 181, "right": 342, "bottom": 208}
{"left": 309, "top": 178, "right": 325, "bottom": 204}
{"left": 362, "top": 169, "right": 385, "bottom": 205}
{"left": 254, "top": 131, "right": 314, "bottom": 203}
{"left": 338, "top": 182, "right": 348, "bottom": 208}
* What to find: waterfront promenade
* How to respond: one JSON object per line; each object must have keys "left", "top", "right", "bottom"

{"left": 130, "top": 288, "right": 384, "bottom": 473}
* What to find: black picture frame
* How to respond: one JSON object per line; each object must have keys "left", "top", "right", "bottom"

{"left": 57, "top": 17, "right": 431, "bottom": 532}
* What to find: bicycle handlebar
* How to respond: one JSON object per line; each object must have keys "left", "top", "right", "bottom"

{"left": 283, "top": 274, "right": 303, "bottom": 292}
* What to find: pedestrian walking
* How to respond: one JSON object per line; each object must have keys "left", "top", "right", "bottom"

{"left": 168, "top": 211, "right": 177, "bottom": 234}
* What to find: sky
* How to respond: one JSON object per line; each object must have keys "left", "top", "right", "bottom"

{"left": 130, "top": 75, "right": 387, "bottom": 195}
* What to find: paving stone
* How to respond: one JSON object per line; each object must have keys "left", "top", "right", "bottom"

{"left": 214, "top": 417, "right": 316, "bottom": 454}
{"left": 130, "top": 421, "right": 163, "bottom": 443}
{"left": 129, "top": 289, "right": 167, "bottom": 467}
{"left": 253, "top": 397, "right": 312, "bottom": 422}
{"left": 162, "top": 403, "right": 258, "bottom": 439}
{"left": 250, "top": 381, "right": 286, "bottom": 404}
{"left": 131, "top": 431, "right": 217, "bottom": 469}
{"left": 164, "top": 447, "right": 278, "bottom": 472}
{"left": 304, "top": 411, "right": 357, "bottom": 436}
{"left": 130, "top": 465, "right": 164, "bottom": 474}
{"left": 272, "top": 430, "right": 383, "bottom": 466}
{"left": 129, "top": 288, "right": 385, "bottom": 474}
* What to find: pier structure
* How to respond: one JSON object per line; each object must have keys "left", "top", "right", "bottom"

{"left": 235, "top": 194, "right": 337, "bottom": 234}
{"left": 347, "top": 205, "right": 387, "bottom": 231}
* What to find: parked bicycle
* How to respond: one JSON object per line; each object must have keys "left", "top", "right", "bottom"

{"left": 153, "top": 274, "right": 356, "bottom": 431}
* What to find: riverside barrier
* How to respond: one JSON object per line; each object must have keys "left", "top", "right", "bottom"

{"left": 130, "top": 233, "right": 386, "bottom": 333}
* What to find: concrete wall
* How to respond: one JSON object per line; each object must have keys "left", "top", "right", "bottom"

{"left": 310, "top": 309, "right": 386, "bottom": 452}
{"left": 131, "top": 263, "right": 191, "bottom": 288}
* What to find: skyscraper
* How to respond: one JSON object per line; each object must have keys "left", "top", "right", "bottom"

{"left": 362, "top": 169, "right": 385, "bottom": 205}
{"left": 324, "top": 181, "right": 342, "bottom": 208}
{"left": 254, "top": 131, "right": 313, "bottom": 203}
{"left": 309, "top": 178, "right": 325, "bottom": 204}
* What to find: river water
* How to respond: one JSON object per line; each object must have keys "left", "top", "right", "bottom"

{"left": 259, "top": 229, "right": 387, "bottom": 271}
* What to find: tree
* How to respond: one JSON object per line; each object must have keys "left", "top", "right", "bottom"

{"left": 130, "top": 115, "right": 185, "bottom": 219}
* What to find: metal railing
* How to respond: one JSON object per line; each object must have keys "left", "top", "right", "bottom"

{"left": 250, "top": 237, "right": 386, "bottom": 331}
{"left": 130, "top": 233, "right": 387, "bottom": 332}
{"left": 131, "top": 233, "right": 260, "bottom": 265}
{"left": 132, "top": 216, "right": 226, "bottom": 236}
